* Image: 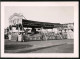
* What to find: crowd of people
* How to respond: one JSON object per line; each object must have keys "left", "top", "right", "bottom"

{"left": 7, "top": 28, "right": 73, "bottom": 42}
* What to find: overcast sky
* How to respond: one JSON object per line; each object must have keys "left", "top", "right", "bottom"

{"left": 5, "top": 6, "right": 74, "bottom": 28}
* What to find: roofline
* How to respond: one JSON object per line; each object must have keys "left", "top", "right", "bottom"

{"left": 22, "top": 19, "right": 61, "bottom": 24}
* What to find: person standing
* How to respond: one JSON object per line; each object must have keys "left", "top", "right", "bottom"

{"left": 9, "top": 32, "right": 11, "bottom": 40}
{"left": 18, "top": 33, "right": 22, "bottom": 42}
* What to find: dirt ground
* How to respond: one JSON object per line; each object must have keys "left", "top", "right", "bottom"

{"left": 4, "top": 39, "right": 74, "bottom": 53}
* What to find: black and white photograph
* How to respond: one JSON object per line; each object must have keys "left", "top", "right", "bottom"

{"left": 1, "top": 2, "right": 79, "bottom": 58}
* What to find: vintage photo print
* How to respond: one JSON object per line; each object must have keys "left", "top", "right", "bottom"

{"left": 1, "top": 2, "right": 79, "bottom": 58}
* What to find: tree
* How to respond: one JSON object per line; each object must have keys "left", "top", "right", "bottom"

{"left": 16, "top": 24, "right": 19, "bottom": 30}
{"left": 6, "top": 27, "right": 9, "bottom": 32}
{"left": 18, "top": 23, "right": 23, "bottom": 30}
{"left": 9, "top": 25, "right": 12, "bottom": 30}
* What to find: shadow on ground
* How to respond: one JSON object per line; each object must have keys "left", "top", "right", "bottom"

{"left": 18, "top": 43, "right": 68, "bottom": 53}
{"left": 5, "top": 44, "right": 33, "bottom": 50}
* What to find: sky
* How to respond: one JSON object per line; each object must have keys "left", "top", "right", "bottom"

{"left": 5, "top": 6, "right": 74, "bottom": 28}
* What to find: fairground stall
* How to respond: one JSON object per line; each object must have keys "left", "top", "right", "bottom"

{"left": 6, "top": 13, "right": 74, "bottom": 41}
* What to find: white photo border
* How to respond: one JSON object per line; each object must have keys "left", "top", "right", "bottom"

{"left": 1, "top": 1, "right": 79, "bottom": 58}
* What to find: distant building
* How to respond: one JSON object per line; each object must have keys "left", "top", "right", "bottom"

{"left": 67, "top": 23, "right": 74, "bottom": 30}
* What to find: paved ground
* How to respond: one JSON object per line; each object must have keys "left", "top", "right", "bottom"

{"left": 5, "top": 39, "right": 74, "bottom": 53}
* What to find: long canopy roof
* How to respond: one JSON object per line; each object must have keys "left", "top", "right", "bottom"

{"left": 22, "top": 19, "right": 61, "bottom": 29}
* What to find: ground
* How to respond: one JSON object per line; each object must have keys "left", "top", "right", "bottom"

{"left": 29, "top": 43, "right": 73, "bottom": 53}
{"left": 4, "top": 39, "right": 74, "bottom": 53}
